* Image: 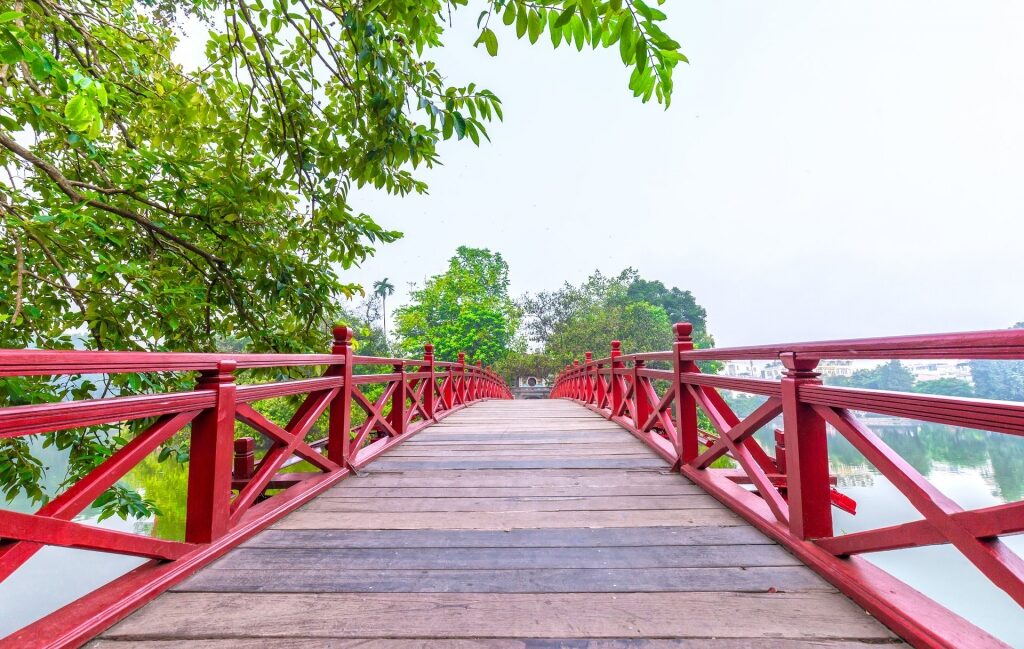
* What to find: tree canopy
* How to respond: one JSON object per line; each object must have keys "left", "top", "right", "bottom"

{"left": 970, "top": 322, "right": 1024, "bottom": 402}
{"left": 1, "top": 0, "right": 683, "bottom": 358}
{"left": 520, "top": 268, "right": 714, "bottom": 366}
{"left": 0, "top": 1, "right": 683, "bottom": 519}
{"left": 394, "top": 246, "right": 520, "bottom": 366}
{"left": 827, "top": 360, "right": 916, "bottom": 392}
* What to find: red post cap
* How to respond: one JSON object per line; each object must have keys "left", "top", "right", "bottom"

{"left": 674, "top": 322, "right": 693, "bottom": 340}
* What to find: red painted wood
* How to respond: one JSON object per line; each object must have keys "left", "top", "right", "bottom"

{"left": 185, "top": 361, "right": 237, "bottom": 544}
{"left": 0, "top": 350, "right": 345, "bottom": 376}
{"left": 0, "top": 509, "right": 194, "bottom": 560}
{"left": 779, "top": 354, "right": 832, "bottom": 540}
{"left": 0, "top": 410, "right": 199, "bottom": 581}
{"left": 549, "top": 322, "right": 1024, "bottom": 649}
{"left": 423, "top": 344, "right": 436, "bottom": 420}
{"left": 0, "top": 334, "right": 511, "bottom": 647}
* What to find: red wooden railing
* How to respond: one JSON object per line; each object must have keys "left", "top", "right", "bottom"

{"left": 0, "top": 326, "right": 510, "bottom": 647}
{"left": 550, "top": 324, "right": 1024, "bottom": 649}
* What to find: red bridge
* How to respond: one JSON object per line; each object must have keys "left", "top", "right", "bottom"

{"left": 1, "top": 325, "right": 1022, "bottom": 648}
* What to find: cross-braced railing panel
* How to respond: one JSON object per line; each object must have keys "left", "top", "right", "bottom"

{"left": 550, "top": 324, "right": 1024, "bottom": 649}
{"left": 0, "top": 329, "right": 511, "bottom": 647}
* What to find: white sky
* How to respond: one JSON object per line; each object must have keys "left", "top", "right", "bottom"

{"left": 189, "top": 3, "right": 1024, "bottom": 348}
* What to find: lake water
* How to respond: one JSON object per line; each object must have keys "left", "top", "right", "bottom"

{"left": 2, "top": 418, "right": 1023, "bottom": 645}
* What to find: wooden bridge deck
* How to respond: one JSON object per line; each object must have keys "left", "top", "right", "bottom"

{"left": 91, "top": 400, "right": 902, "bottom": 647}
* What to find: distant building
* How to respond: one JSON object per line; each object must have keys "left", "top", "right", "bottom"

{"left": 904, "top": 360, "right": 972, "bottom": 383}
{"left": 722, "top": 358, "right": 854, "bottom": 380}
{"left": 516, "top": 376, "right": 548, "bottom": 388}
{"left": 511, "top": 375, "right": 550, "bottom": 400}
{"left": 723, "top": 357, "right": 971, "bottom": 384}
{"left": 819, "top": 360, "right": 855, "bottom": 378}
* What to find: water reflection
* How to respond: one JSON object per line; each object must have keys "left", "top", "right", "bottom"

{"left": 752, "top": 417, "right": 1024, "bottom": 646}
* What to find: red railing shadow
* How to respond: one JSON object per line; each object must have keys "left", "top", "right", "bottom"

{"left": 0, "top": 326, "right": 511, "bottom": 647}
{"left": 550, "top": 323, "right": 1024, "bottom": 649}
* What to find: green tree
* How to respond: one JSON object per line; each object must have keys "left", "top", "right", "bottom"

{"left": 372, "top": 277, "right": 396, "bottom": 344}
{"left": 394, "top": 246, "right": 520, "bottom": 366}
{"left": 829, "top": 360, "right": 915, "bottom": 392}
{"left": 970, "top": 323, "right": 1024, "bottom": 402}
{"left": 0, "top": 1, "right": 684, "bottom": 517}
{"left": 494, "top": 350, "right": 564, "bottom": 385}
{"left": 521, "top": 268, "right": 714, "bottom": 365}
{"left": 625, "top": 278, "right": 713, "bottom": 349}
{"left": 910, "top": 378, "right": 976, "bottom": 398}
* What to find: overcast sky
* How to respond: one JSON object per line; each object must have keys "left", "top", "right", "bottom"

{"left": 337, "top": 1, "right": 1024, "bottom": 347}
{"left": 191, "top": 3, "right": 1024, "bottom": 348}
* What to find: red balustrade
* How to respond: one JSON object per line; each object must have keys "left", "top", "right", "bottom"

{"left": 550, "top": 324, "right": 1024, "bottom": 649}
{"left": 0, "top": 327, "right": 511, "bottom": 647}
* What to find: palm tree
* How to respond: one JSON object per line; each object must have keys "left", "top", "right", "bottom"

{"left": 373, "top": 277, "right": 395, "bottom": 338}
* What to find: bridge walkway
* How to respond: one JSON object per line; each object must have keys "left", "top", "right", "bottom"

{"left": 90, "top": 400, "right": 901, "bottom": 647}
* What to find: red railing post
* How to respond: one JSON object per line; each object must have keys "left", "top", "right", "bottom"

{"left": 444, "top": 363, "right": 455, "bottom": 408}
{"left": 584, "top": 352, "right": 593, "bottom": 403}
{"left": 423, "top": 343, "right": 436, "bottom": 419}
{"left": 389, "top": 361, "right": 406, "bottom": 435}
{"left": 633, "top": 358, "right": 651, "bottom": 429}
{"left": 186, "top": 360, "right": 236, "bottom": 544}
{"left": 610, "top": 340, "right": 623, "bottom": 415}
{"left": 780, "top": 352, "right": 833, "bottom": 540}
{"left": 475, "top": 360, "right": 483, "bottom": 401}
{"left": 571, "top": 359, "right": 579, "bottom": 400}
{"left": 457, "top": 352, "right": 467, "bottom": 404}
{"left": 327, "top": 325, "right": 353, "bottom": 467}
{"left": 673, "top": 323, "right": 700, "bottom": 464}
{"left": 232, "top": 437, "right": 255, "bottom": 481}
{"left": 595, "top": 359, "right": 605, "bottom": 407}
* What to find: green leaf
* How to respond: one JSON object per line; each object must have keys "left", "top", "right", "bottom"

{"left": 618, "top": 18, "right": 634, "bottom": 64}
{"left": 633, "top": 0, "right": 667, "bottom": 21}
{"left": 515, "top": 4, "right": 528, "bottom": 38}
{"left": 572, "top": 15, "right": 585, "bottom": 51}
{"left": 452, "top": 112, "right": 466, "bottom": 139}
{"left": 64, "top": 94, "right": 97, "bottom": 132}
{"left": 635, "top": 39, "right": 648, "bottom": 72}
{"left": 527, "top": 10, "right": 543, "bottom": 44}
{"left": 554, "top": 4, "right": 575, "bottom": 28}
{"left": 548, "top": 10, "right": 563, "bottom": 47}
{"left": 0, "top": 11, "right": 25, "bottom": 23}
{"left": 502, "top": 2, "right": 516, "bottom": 25}
{"left": 579, "top": 0, "right": 594, "bottom": 21}
{"left": 478, "top": 28, "right": 499, "bottom": 56}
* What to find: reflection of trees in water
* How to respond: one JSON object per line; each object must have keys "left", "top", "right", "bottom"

{"left": 747, "top": 415, "right": 1024, "bottom": 505}
{"left": 989, "top": 435, "right": 1024, "bottom": 502}
{"left": 830, "top": 422, "right": 1024, "bottom": 504}
{"left": 125, "top": 456, "right": 188, "bottom": 541}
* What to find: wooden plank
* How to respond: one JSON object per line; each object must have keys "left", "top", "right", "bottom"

{"left": 203, "top": 544, "right": 801, "bottom": 571}
{"left": 88, "top": 640, "right": 906, "bottom": 649}
{"left": 404, "top": 435, "right": 632, "bottom": 443}
{"left": 383, "top": 447, "right": 657, "bottom": 457}
{"left": 272, "top": 509, "right": 745, "bottom": 530}
{"left": 243, "top": 526, "right": 775, "bottom": 548}
{"left": 314, "top": 485, "right": 709, "bottom": 497}
{"left": 100, "top": 592, "right": 898, "bottom": 640}
{"left": 300, "top": 495, "right": 723, "bottom": 513}
{"left": 93, "top": 399, "right": 902, "bottom": 648}
{"left": 174, "top": 566, "right": 830, "bottom": 594}
{"left": 344, "top": 468, "right": 687, "bottom": 487}
{"left": 368, "top": 459, "right": 667, "bottom": 470}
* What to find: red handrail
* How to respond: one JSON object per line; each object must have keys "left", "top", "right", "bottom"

{"left": 550, "top": 323, "right": 1023, "bottom": 649}
{"left": 0, "top": 327, "right": 511, "bottom": 647}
